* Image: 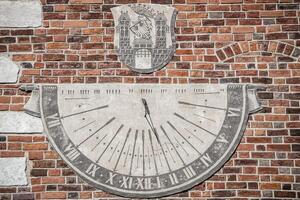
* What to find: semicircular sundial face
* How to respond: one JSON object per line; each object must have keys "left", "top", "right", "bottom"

{"left": 36, "top": 84, "right": 260, "bottom": 198}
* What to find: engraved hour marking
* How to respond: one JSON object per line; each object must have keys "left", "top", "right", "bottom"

{"left": 85, "top": 163, "right": 100, "bottom": 177}
{"left": 114, "top": 128, "right": 131, "bottom": 171}
{"left": 108, "top": 141, "right": 120, "bottom": 162}
{"left": 164, "top": 142, "right": 175, "bottom": 163}
{"left": 73, "top": 120, "right": 96, "bottom": 133}
{"left": 183, "top": 165, "right": 196, "bottom": 179}
{"left": 169, "top": 173, "right": 179, "bottom": 185}
{"left": 228, "top": 107, "right": 241, "bottom": 117}
{"left": 147, "top": 147, "right": 151, "bottom": 170}
{"left": 184, "top": 128, "right": 204, "bottom": 143}
{"left": 96, "top": 124, "right": 124, "bottom": 163}
{"left": 156, "top": 130, "right": 172, "bottom": 172}
{"left": 174, "top": 113, "right": 217, "bottom": 137}
{"left": 193, "top": 113, "right": 216, "bottom": 122}
{"left": 91, "top": 134, "right": 107, "bottom": 151}
{"left": 216, "top": 133, "right": 229, "bottom": 144}
{"left": 174, "top": 136, "right": 189, "bottom": 156}
{"left": 161, "top": 125, "right": 185, "bottom": 165}
{"left": 123, "top": 145, "right": 131, "bottom": 167}
{"left": 200, "top": 153, "right": 213, "bottom": 167}
{"left": 77, "top": 117, "right": 115, "bottom": 148}
{"left": 61, "top": 105, "right": 109, "bottom": 119}
{"left": 64, "top": 143, "right": 80, "bottom": 161}
{"left": 136, "top": 147, "right": 140, "bottom": 168}
{"left": 195, "top": 92, "right": 220, "bottom": 95}
{"left": 129, "top": 130, "right": 138, "bottom": 176}
{"left": 148, "top": 130, "right": 158, "bottom": 175}
{"left": 65, "top": 97, "right": 90, "bottom": 100}
{"left": 167, "top": 121, "right": 201, "bottom": 155}
{"left": 178, "top": 101, "right": 226, "bottom": 111}
{"left": 46, "top": 113, "right": 60, "bottom": 128}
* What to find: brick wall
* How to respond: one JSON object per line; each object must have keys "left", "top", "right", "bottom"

{"left": 0, "top": 0, "right": 299, "bottom": 199}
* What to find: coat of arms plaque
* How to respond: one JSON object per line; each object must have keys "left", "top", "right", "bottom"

{"left": 111, "top": 4, "right": 177, "bottom": 73}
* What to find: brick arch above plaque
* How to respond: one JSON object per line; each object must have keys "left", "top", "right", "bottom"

{"left": 215, "top": 41, "right": 300, "bottom": 63}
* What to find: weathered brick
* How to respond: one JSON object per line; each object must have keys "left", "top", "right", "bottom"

{"left": 202, "top": 19, "right": 225, "bottom": 26}
{"left": 13, "top": 193, "right": 34, "bottom": 200}
{"left": 43, "top": 54, "right": 65, "bottom": 61}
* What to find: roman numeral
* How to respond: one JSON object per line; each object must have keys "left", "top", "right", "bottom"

{"left": 200, "top": 153, "right": 212, "bottom": 167}
{"left": 216, "top": 134, "right": 229, "bottom": 144}
{"left": 144, "top": 178, "right": 152, "bottom": 190}
{"left": 120, "top": 176, "right": 133, "bottom": 189}
{"left": 64, "top": 143, "right": 80, "bottom": 161}
{"left": 183, "top": 166, "right": 196, "bottom": 179}
{"left": 228, "top": 107, "right": 241, "bottom": 117}
{"left": 85, "top": 163, "right": 100, "bottom": 178}
{"left": 156, "top": 177, "right": 161, "bottom": 189}
{"left": 105, "top": 172, "right": 117, "bottom": 185}
{"left": 46, "top": 113, "right": 60, "bottom": 128}
{"left": 169, "top": 173, "right": 179, "bottom": 185}
{"left": 136, "top": 177, "right": 144, "bottom": 190}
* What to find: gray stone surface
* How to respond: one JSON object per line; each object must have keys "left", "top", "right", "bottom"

{"left": 0, "top": 157, "right": 27, "bottom": 186}
{"left": 0, "top": 0, "right": 42, "bottom": 27}
{"left": 0, "top": 112, "right": 43, "bottom": 133}
{"left": 0, "top": 56, "right": 20, "bottom": 83}
{"left": 36, "top": 84, "right": 261, "bottom": 198}
{"left": 111, "top": 4, "right": 177, "bottom": 73}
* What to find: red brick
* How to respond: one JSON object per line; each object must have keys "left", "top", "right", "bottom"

{"left": 64, "top": 21, "right": 88, "bottom": 28}
{"left": 42, "top": 177, "right": 65, "bottom": 184}
{"left": 23, "top": 143, "right": 48, "bottom": 150}
{"left": 42, "top": 192, "right": 66, "bottom": 199}
{"left": 258, "top": 167, "right": 278, "bottom": 174}
{"left": 43, "top": 54, "right": 65, "bottom": 61}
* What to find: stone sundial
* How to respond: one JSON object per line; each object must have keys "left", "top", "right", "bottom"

{"left": 24, "top": 84, "right": 261, "bottom": 198}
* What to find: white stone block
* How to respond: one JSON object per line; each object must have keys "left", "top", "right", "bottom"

{"left": 0, "top": 157, "right": 27, "bottom": 186}
{"left": 0, "top": 56, "right": 20, "bottom": 83}
{"left": 0, "top": 0, "right": 42, "bottom": 27}
{"left": 0, "top": 112, "right": 43, "bottom": 133}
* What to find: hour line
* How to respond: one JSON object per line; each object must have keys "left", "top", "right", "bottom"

{"left": 77, "top": 117, "right": 116, "bottom": 148}
{"left": 91, "top": 134, "right": 107, "bottom": 152}
{"left": 164, "top": 142, "right": 176, "bottom": 163}
{"left": 161, "top": 125, "right": 185, "bottom": 165}
{"left": 174, "top": 136, "right": 189, "bottom": 156}
{"left": 148, "top": 130, "right": 158, "bottom": 175}
{"left": 184, "top": 128, "right": 204, "bottom": 143}
{"left": 114, "top": 128, "right": 131, "bottom": 171}
{"left": 108, "top": 141, "right": 120, "bottom": 162}
{"left": 129, "top": 130, "right": 138, "bottom": 176}
{"left": 96, "top": 124, "right": 124, "bottom": 163}
{"left": 147, "top": 147, "right": 151, "bottom": 170}
{"left": 178, "top": 101, "right": 226, "bottom": 111}
{"left": 173, "top": 113, "right": 217, "bottom": 137}
{"left": 73, "top": 120, "right": 96, "bottom": 133}
{"left": 61, "top": 105, "right": 109, "bottom": 119}
{"left": 156, "top": 129, "right": 172, "bottom": 172}
{"left": 193, "top": 113, "right": 216, "bottom": 123}
{"left": 167, "top": 121, "right": 202, "bottom": 155}
{"left": 123, "top": 145, "right": 131, "bottom": 167}
{"left": 136, "top": 147, "right": 140, "bottom": 169}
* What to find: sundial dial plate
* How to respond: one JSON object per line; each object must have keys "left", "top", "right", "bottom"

{"left": 35, "top": 84, "right": 260, "bottom": 198}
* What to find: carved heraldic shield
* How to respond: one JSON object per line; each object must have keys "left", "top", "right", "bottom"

{"left": 111, "top": 4, "right": 177, "bottom": 73}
